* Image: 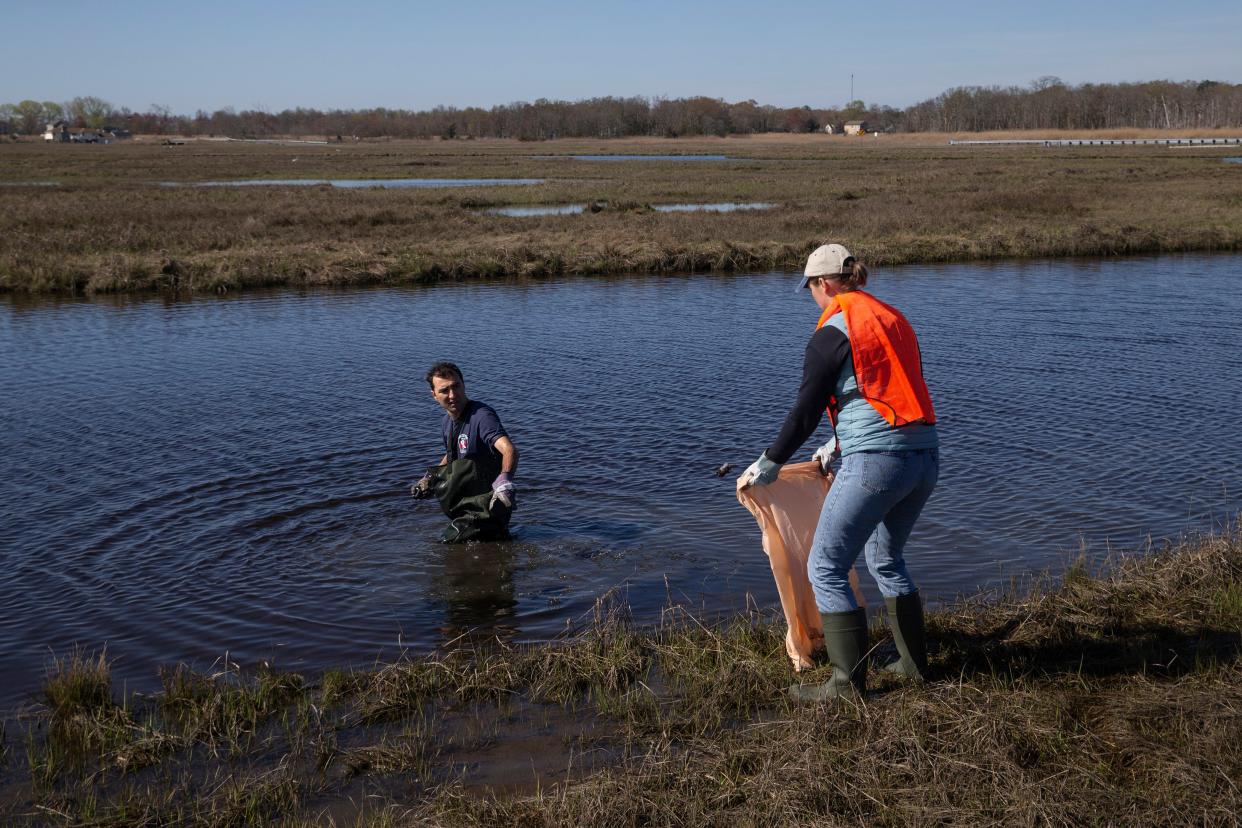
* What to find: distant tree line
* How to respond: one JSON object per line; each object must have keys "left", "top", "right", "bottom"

{"left": 904, "top": 77, "right": 1242, "bottom": 132}
{"left": 1, "top": 96, "right": 116, "bottom": 134}
{"left": 3, "top": 79, "right": 1240, "bottom": 139}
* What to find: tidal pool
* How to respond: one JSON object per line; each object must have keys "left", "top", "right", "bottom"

{"left": 163, "top": 178, "right": 545, "bottom": 188}
{"left": 536, "top": 154, "right": 731, "bottom": 161}
{"left": 653, "top": 202, "right": 774, "bottom": 212}
{"left": 2, "top": 253, "right": 1240, "bottom": 707}
{"left": 487, "top": 204, "right": 588, "bottom": 216}
{"left": 487, "top": 202, "right": 775, "bottom": 216}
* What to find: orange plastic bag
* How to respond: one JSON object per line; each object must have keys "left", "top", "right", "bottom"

{"left": 736, "top": 461, "right": 866, "bottom": 672}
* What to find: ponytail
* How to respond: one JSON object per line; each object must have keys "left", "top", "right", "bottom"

{"left": 834, "top": 259, "right": 869, "bottom": 291}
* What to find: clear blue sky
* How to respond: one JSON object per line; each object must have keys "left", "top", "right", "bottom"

{"left": 4, "top": 0, "right": 1239, "bottom": 113}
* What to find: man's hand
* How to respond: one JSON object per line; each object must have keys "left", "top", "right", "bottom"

{"left": 490, "top": 472, "right": 516, "bottom": 509}
{"left": 410, "top": 472, "right": 434, "bottom": 499}
{"left": 813, "top": 441, "right": 840, "bottom": 475}
{"left": 738, "top": 453, "right": 781, "bottom": 489}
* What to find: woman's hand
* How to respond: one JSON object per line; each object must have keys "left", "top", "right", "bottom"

{"left": 739, "top": 453, "right": 781, "bottom": 488}
{"left": 813, "top": 441, "right": 840, "bottom": 475}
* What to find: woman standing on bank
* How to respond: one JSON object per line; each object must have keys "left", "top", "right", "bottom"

{"left": 739, "top": 243, "right": 939, "bottom": 701}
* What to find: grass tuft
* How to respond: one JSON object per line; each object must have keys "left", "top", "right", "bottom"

{"left": 42, "top": 648, "right": 113, "bottom": 717}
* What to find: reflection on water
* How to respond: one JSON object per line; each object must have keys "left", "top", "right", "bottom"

{"left": 436, "top": 543, "right": 517, "bottom": 640}
{"left": 1226, "top": 157, "right": 1242, "bottom": 164}
{"left": 2, "top": 253, "right": 1241, "bottom": 707}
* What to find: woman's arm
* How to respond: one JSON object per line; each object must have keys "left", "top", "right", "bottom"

{"left": 765, "top": 326, "right": 851, "bottom": 464}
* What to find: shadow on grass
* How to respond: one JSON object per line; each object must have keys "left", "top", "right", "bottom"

{"left": 934, "top": 619, "right": 1242, "bottom": 684}
{"left": 899, "top": 541, "right": 1235, "bottom": 698}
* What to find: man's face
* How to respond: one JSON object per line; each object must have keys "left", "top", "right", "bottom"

{"left": 430, "top": 373, "right": 467, "bottom": 419}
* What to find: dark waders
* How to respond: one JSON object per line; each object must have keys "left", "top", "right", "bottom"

{"left": 425, "top": 454, "right": 513, "bottom": 543}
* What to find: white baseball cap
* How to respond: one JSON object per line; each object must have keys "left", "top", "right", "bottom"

{"left": 796, "top": 243, "right": 855, "bottom": 292}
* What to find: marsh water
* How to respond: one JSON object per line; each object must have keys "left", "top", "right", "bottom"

{"left": 170, "top": 178, "right": 546, "bottom": 189}
{"left": 488, "top": 202, "right": 774, "bottom": 217}
{"left": 653, "top": 202, "right": 774, "bottom": 213}
{"left": 537, "top": 154, "right": 731, "bottom": 161}
{"left": 488, "top": 204, "right": 590, "bottom": 216}
{"left": 2, "top": 254, "right": 1241, "bottom": 707}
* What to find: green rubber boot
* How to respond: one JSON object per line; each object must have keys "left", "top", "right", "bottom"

{"left": 883, "top": 592, "right": 928, "bottom": 681}
{"left": 789, "top": 608, "right": 868, "bottom": 702}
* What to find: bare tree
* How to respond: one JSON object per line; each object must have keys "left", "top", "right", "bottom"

{"left": 14, "top": 100, "right": 45, "bottom": 133}
{"left": 66, "top": 96, "right": 114, "bottom": 129}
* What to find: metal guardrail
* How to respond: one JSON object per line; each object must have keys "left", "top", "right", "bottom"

{"left": 949, "top": 137, "right": 1242, "bottom": 146}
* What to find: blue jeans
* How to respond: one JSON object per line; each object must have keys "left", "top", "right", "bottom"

{"left": 808, "top": 448, "right": 939, "bottom": 613}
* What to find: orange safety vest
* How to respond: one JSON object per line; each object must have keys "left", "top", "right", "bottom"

{"left": 816, "top": 290, "right": 936, "bottom": 427}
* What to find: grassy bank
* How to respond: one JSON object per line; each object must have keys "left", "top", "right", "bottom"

{"left": 2, "top": 133, "right": 1240, "bottom": 295}
{"left": 1, "top": 530, "right": 1240, "bottom": 825}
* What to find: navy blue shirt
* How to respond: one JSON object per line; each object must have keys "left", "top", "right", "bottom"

{"left": 442, "top": 400, "right": 508, "bottom": 462}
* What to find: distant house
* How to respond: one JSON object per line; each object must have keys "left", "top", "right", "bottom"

{"left": 66, "top": 128, "right": 131, "bottom": 144}
{"left": 43, "top": 121, "right": 69, "bottom": 142}
{"left": 823, "top": 124, "right": 836, "bottom": 134}
{"left": 844, "top": 120, "right": 869, "bottom": 136}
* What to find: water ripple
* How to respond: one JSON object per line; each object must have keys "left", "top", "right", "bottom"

{"left": 1, "top": 253, "right": 1240, "bottom": 706}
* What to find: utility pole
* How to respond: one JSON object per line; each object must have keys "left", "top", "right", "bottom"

{"left": 850, "top": 73, "right": 854, "bottom": 103}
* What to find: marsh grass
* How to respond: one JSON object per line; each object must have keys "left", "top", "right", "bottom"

{"left": 42, "top": 649, "right": 113, "bottom": 718}
{"left": 1, "top": 135, "right": 1239, "bottom": 295}
{"left": 2, "top": 530, "right": 1241, "bottom": 825}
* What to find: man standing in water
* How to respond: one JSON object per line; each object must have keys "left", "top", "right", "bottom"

{"left": 412, "top": 362, "right": 519, "bottom": 541}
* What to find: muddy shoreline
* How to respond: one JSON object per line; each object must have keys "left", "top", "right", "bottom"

{"left": 3, "top": 530, "right": 1239, "bottom": 825}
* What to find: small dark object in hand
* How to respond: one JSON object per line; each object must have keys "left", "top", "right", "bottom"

{"left": 714, "top": 463, "right": 733, "bottom": 477}
{"left": 410, "top": 474, "right": 435, "bottom": 500}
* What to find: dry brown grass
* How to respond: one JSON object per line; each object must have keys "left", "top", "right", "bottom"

{"left": 1, "top": 133, "right": 1240, "bottom": 295}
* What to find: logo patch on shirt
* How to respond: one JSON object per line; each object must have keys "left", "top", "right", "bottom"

{"left": 457, "top": 433, "right": 469, "bottom": 454}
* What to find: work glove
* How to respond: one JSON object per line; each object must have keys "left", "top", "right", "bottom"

{"left": 490, "top": 472, "right": 516, "bottom": 509}
{"left": 813, "top": 440, "right": 841, "bottom": 475}
{"left": 409, "top": 472, "right": 435, "bottom": 500}
{"left": 738, "top": 453, "right": 781, "bottom": 489}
